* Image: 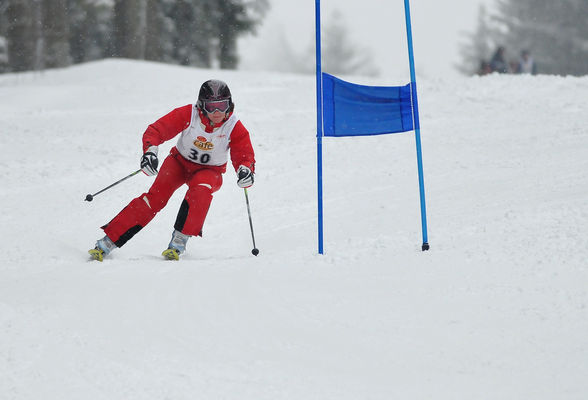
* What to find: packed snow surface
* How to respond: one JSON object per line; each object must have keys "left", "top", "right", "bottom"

{"left": 1, "top": 60, "right": 587, "bottom": 399}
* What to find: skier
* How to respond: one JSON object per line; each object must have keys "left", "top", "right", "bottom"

{"left": 89, "top": 79, "right": 255, "bottom": 261}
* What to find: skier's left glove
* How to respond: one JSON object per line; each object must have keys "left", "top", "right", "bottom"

{"left": 237, "top": 165, "right": 254, "bottom": 188}
{"left": 141, "top": 146, "right": 159, "bottom": 176}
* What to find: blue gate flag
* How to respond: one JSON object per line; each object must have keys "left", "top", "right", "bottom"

{"left": 315, "top": 0, "right": 429, "bottom": 255}
{"left": 322, "top": 73, "right": 414, "bottom": 137}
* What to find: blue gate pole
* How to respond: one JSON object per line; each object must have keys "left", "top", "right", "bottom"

{"left": 404, "top": 0, "right": 430, "bottom": 251}
{"left": 315, "top": 0, "right": 324, "bottom": 254}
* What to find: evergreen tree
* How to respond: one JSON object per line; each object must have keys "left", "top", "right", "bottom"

{"left": 4, "top": 0, "right": 36, "bottom": 71}
{"left": 169, "top": 0, "right": 214, "bottom": 67}
{"left": 495, "top": 0, "right": 588, "bottom": 75}
{"left": 213, "top": 0, "right": 268, "bottom": 69}
{"left": 321, "top": 10, "right": 378, "bottom": 77}
{"left": 144, "top": 0, "right": 169, "bottom": 62}
{"left": 42, "top": 0, "right": 71, "bottom": 68}
{"left": 461, "top": 0, "right": 588, "bottom": 76}
{"left": 112, "top": 0, "right": 146, "bottom": 59}
{"left": 264, "top": 10, "right": 379, "bottom": 77}
{"left": 1, "top": 0, "right": 269, "bottom": 73}
{"left": 457, "top": 5, "right": 495, "bottom": 75}
{"left": 68, "top": 0, "right": 114, "bottom": 63}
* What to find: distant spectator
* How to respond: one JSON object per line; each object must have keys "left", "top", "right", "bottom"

{"left": 517, "top": 50, "right": 537, "bottom": 75}
{"left": 478, "top": 60, "right": 492, "bottom": 76}
{"left": 489, "top": 46, "right": 509, "bottom": 73}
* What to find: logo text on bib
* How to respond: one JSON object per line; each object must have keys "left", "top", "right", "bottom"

{"left": 194, "top": 136, "right": 214, "bottom": 151}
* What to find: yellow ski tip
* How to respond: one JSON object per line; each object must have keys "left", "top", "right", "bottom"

{"left": 88, "top": 248, "right": 104, "bottom": 262}
{"left": 162, "top": 248, "right": 180, "bottom": 260}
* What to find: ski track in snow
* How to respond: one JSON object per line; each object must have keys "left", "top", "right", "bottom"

{"left": 0, "top": 60, "right": 587, "bottom": 399}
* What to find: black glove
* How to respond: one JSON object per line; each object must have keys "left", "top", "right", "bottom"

{"left": 237, "top": 165, "right": 254, "bottom": 188}
{"left": 141, "top": 146, "right": 159, "bottom": 176}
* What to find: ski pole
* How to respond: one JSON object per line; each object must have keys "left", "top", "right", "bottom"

{"left": 84, "top": 169, "right": 142, "bottom": 202}
{"left": 243, "top": 188, "right": 259, "bottom": 256}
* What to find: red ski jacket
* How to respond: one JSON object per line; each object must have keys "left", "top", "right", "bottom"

{"left": 142, "top": 104, "right": 255, "bottom": 173}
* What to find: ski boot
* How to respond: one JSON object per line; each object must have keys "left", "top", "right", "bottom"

{"left": 162, "top": 230, "right": 190, "bottom": 260}
{"left": 88, "top": 236, "right": 117, "bottom": 262}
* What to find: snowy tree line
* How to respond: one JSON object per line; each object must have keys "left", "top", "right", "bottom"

{"left": 459, "top": 0, "right": 588, "bottom": 76}
{"left": 264, "top": 10, "right": 379, "bottom": 77}
{"left": 0, "top": 0, "right": 268, "bottom": 73}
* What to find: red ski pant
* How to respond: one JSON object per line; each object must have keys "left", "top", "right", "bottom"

{"left": 103, "top": 148, "right": 224, "bottom": 247}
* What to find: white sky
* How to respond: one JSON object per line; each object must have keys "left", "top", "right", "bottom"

{"left": 238, "top": 0, "right": 496, "bottom": 79}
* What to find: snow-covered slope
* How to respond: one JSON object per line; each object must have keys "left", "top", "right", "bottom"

{"left": 1, "top": 60, "right": 587, "bottom": 399}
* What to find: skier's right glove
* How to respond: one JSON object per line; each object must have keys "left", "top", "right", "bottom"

{"left": 140, "top": 146, "right": 159, "bottom": 176}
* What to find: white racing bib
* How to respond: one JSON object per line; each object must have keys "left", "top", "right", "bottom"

{"left": 176, "top": 107, "right": 239, "bottom": 166}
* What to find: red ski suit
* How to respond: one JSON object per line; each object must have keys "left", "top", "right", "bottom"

{"left": 102, "top": 104, "right": 255, "bottom": 247}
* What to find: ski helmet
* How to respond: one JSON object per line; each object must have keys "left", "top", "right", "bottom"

{"left": 197, "top": 79, "right": 234, "bottom": 114}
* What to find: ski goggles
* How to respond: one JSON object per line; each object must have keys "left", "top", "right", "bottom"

{"left": 203, "top": 99, "right": 230, "bottom": 113}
